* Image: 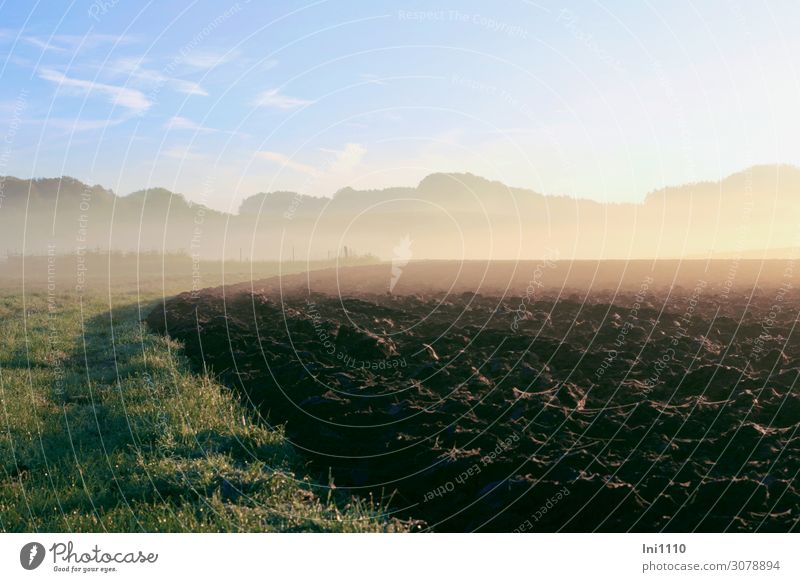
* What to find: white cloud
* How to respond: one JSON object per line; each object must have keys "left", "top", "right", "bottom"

{"left": 24, "top": 33, "right": 134, "bottom": 53}
{"left": 111, "top": 57, "right": 208, "bottom": 96}
{"left": 47, "top": 117, "right": 126, "bottom": 132}
{"left": 171, "top": 79, "right": 207, "bottom": 96}
{"left": 180, "top": 50, "right": 235, "bottom": 71}
{"left": 24, "top": 36, "right": 66, "bottom": 53}
{"left": 39, "top": 68, "right": 152, "bottom": 113}
{"left": 256, "top": 143, "right": 367, "bottom": 182}
{"left": 256, "top": 151, "right": 318, "bottom": 176}
{"left": 360, "top": 73, "right": 389, "bottom": 86}
{"left": 321, "top": 143, "right": 367, "bottom": 174}
{"left": 164, "top": 116, "right": 207, "bottom": 131}
{"left": 253, "top": 88, "right": 313, "bottom": 109}
{"left": 163, "top": 116, "right": 243, "bottom": 136}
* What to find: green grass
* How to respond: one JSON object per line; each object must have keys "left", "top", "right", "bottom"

{"left": 0, "top": 289, "right": 406, "bottom": 532}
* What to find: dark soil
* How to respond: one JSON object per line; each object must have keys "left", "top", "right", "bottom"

{"left": 146, "top": 263, "right": 800, "bottom": 532}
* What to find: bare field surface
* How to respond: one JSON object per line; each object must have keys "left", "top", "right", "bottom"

{"left": 207, "top": 259, "right": 795, "bottom": 298}
{"left": 148, "top": 260, "right": 800, "bottom": 531}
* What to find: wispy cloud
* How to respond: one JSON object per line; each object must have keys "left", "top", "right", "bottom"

{"left": 23, "top": 33, "right": 134, "bottom": 53}
{"left": 23, "top": 36, "right": 66, "bottom": 53}
{"left": 253, "top": 88, "right": 313, "bottom": 109}
{"left": 163, "top": 115, "right": 243, "bottom": 137}
{"left": 112, "top": 57, "right": 208, "bottom": 96}
{"left": 320, "top": 143, "right": 367, "bottom": 174}
{"left": 164, "top": 116, "right": 206, "bottom": 131}
{"left": 256, "top": 150, "right": 318, "bottom": 175}
{"left": 172, "top": 79, "right": 207, "bottom": 96}
{"left": 256, "top": 143, "right": 367, "bottom": 180}
{"left": 163, "top": 116, "right": 220, "bottom": 133}
{"left": 39, "top": 68, "right": 152, "bottom": 113}
{"left": 360, "top": 73, "right": 389, "bottom": 86}
{"left": 180, "top": 50, "right": 236, "bottom": 71}
{"left": 45, "top": 117, "right": 127, "bottom": 132}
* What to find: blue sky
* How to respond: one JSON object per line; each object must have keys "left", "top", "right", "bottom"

{"left": 1, "top": 0, "right": 799, "bottom": 211}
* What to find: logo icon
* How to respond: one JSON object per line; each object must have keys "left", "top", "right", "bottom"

{"left": 20, "top": 542, "right": 46, "bottom": 570}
